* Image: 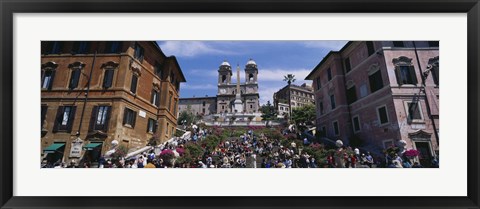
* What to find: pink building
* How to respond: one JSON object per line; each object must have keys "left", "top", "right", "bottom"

{"left": 306, "top": 41, "right": 439, "bottom": 166}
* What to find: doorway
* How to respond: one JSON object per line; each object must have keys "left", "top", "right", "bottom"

{"left": 415, "top": 141, "right": 433, "bottom": 167}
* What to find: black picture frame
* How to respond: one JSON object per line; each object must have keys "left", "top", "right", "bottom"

{"left": 1, "top": 0, "right": 479, "bottom": 208}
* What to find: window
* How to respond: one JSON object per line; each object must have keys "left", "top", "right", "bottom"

{"left": 352, "top": 116, "right": 361, "bottom": 132}
{"left": 68, "top": 68, "right": 81, "bottom": 89}
{"left": 431, "top": 64, "right": 439, "bottom": 86}
{"left": 41, "top": 105, "right": 48, "bottom": 129}
{"left": 202, "top": 108, "right": 206, "bottom": 114}
{"left": 345, "top": 58, "right": 351, "bottom": 73}
{"left": 202, "top": 101, "right": 206, "bottom": 106}
{"left": 383, "top": 139, "right": 394, "bottom": 149}
{"left": 72, "top": 41, "right": 89, "bottom": 54}
{"left": 330, "top": 94, "right": 336, "bottom": 110}
{"left": 151, "top": 89, "right": 160, "bottom": 106}
{"left": 123, "top": 108, "right": 136, "bottom": 128}
{"left": 366, "top": 41, "right": 375, "bottom": 56}
{"left": 53, "top": 106, "right": 76, "bottom": 132}
{"left": 369, "top": 70, "right": 384, "bottom": 93}
{"left": 333, "top": 121, "right": 339, "bottom": 136}
{"left": 168, "top": 93, "right": 173, "bottom": 112}
{"left": 407, "top": 101, "right": 422, "bottom": 121}
{"left": 173, "top": 99, "right": 178, "bottom": 115}
{"left": 280, "top": 107, "right": 284, "bottom": 110}
{"left": 315, "top": 76, "right": 322, "bottom": 90}
{"left": 155, "top": 62, "right": 163, "bottom": 79}
{"left": 166, "top": 123, "right": 169, "bottom": 135}
{"left": 105, "top": 41, "right": 121, "bottom": 53}
{"left": 359, "top": 84, "right": 368, "bottom": 98}
{"left": 222, "top": 105, "right": 224, "bottom": 110}
{"left": 319, "top": 102, "right": 324, "bottom": 115}
{"left": 377, "top": 106, "right": 389, "bottom": 125}
{"left": 147, "top": 118, "right": 156, "bottom": 133}
{"left": 396, "top": 66, "right": 418, "bottom": 85}
{"left": 221, "top": 75, "right": 227, "bottom": 83}
{"left": 90, "top": 106, "right": 111, "bottom": 131}
{"left": 102, "top": 68, "right": 114, "bottom": 88}
{"left": 45, "top": 41, "right": 63, "bottom": 54}
{"left": 327, "top": 68, "right": 332, "bottom": 81}
{"left": 346, "top": 86, "right": 357, "bottom": 104}
{"left": 170, "top": 72, "right": 175, "bottom": 84}
{"left": 428, "top": 41, "right": 439, "bottom": 47}
{"left": 321, "top": 126, "right": 327, "bottom": 137}
{"left": 393, "top": 41, "right": 404, "bottom": 47}
{"left": 130, "top": 74, "right": 138, "bottom": 94}
{"left": 134, "top": 43, "right": 144, "bottom": 62}
{"left": 41, "top": 70, "right": 55, "bottom": 90}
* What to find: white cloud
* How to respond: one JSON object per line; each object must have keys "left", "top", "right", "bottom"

{"left": 258, "top": 86, "right": 282, "bottom": 105}
{"left": 180, "top": 83, "right": 217, "bottom": 90}
{"left": 301, "top": 41, "right": 348, "bottom": 50}
{"left": 159, "top": 41, "right": 238, "bottom": 57}
{"left": 258, "top": 68, "right": 313, "bottom": 82}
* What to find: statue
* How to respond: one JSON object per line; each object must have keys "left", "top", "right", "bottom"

{"left": 334, "top": 140, "right": 346, "bottom": 168}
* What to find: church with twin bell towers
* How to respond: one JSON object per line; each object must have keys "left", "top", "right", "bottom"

{"left": 216, "top": 59, "right": 260, "bottom": 114}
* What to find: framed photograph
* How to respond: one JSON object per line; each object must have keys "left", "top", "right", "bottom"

{"left": 1, "top": 0, "right": 479, "bottom": 209}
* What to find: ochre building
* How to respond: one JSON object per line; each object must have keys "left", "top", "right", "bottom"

{"left": 41, "top": 41, "right": 186, "bottom": 165}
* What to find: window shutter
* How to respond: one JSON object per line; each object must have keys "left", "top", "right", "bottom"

{"left": 409, "top": 66, "right": 418, "bottom": 84}
{"left": 48, "top": 70, "right": 56, "bottom": 90}
{"left": 52, "top": 106, "right": 64, "bottom": 132}
{"left": 103, "top": 106, "right": 111, "bottom": 132}
{"left": 130, "top": 75, "right": 138, "bottom": 93}
{"left": 41, "top": 106, "right": 48, "bottom": 128}
{"left": 72, "top": 42, "right": 80, "bottom": 54}
{"left": 132, "top": 111, "right": 137, "bottom": 128}
{"left": 103, "top": 70, "right": 113, "bottom": 88}
{"left": 122, "top": 108, "right": 128, "bottom": 125}
{"left": 395, "top": 67, "right": 403, "bottom": 86}
{"left": 151, "top": 90, "right": 155, "bottom": 104}
{"left": 153, "top": 120, "right": 158, "bottom": 133}
{"left": 155, "top": 91, "right": 160, "bottom": 107}
{"left": 89, "top": 106, "right": 98, "bottom": 131}
{"left": 69, "top": 70, "right": 80, "bottom": 89}
{"left": 67, "top": 106, "right": 77, "bottom": 133}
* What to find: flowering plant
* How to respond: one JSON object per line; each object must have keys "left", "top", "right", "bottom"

{"left": 404, "top": 149, "right": 420, "bottom": 158}
{"left": 175, "top": 147, "right": 185, "bottom": 156}
{"left": 160, "top": 149, "right": 174, "bottom": 157}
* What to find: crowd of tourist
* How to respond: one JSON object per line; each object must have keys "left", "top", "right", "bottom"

{"left": 42, "top": 125, "right": 437, "bottom": 168}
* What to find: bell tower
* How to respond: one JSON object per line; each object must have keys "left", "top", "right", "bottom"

{"left": 218, "top": 60, "right": 232, "bottom": 85}
{"left": 245, "top": 58, "right": 258, "bottom": 84}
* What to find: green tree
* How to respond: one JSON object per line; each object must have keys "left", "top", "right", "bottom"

{"left": 177, "top": 110, "right": 196, "bottom": 126}
{"left": 283, "top": 74, "right": 296, "bottom": 120}
{"left": 291, "top": 104, "right": 316, "bottom": 132}
{"left": 260, "top": 101, "right": 277, "bottom": 126}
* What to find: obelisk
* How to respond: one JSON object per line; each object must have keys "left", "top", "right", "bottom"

{"left": 233, "top": 64, "right": 243, "bottom": 113}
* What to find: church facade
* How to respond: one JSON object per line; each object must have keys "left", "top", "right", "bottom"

{"left": 179, "top": 59, "right": 260, "bottom": 116}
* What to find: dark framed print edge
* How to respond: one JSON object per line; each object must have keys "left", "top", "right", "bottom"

{"left": 1, "top": 0, "right": 479, "bottom": 209}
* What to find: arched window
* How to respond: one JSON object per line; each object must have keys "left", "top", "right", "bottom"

{"left": 41, "top": 62, "right": 58, "bottom": 90}
{"left": 101, "top": 61, "right": 119, "bottom": 89}
{"left": 68, "top": 62, "right": 85, "bottom": 89}
{"left": 393, "top": 56, "right": 418, "bottom": 86}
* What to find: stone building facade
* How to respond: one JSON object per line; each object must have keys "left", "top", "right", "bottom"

{"left": 41, "top": 41, "right": 186, "bottom": 165}
{"left": 178, "top": 59, "right": 260, "bottom": 116}
{"left": 306, "top": 41, "right": 439, "bottom": 166}
{"left": 273, "top": 83, "right": 315, "bottom": 117}
{"left": 178, "top": 96, "right": 217, "bottom": 116}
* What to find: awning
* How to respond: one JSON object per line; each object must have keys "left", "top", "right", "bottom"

{"left": 83, "top": 142, "right": 102, "bottom": 151}
{"left": 43, "top": 143, "right": 65, "bottom": 153}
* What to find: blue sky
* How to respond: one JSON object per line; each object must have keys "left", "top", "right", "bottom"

{"left": 157, "top": 41, "right": 347, "bottom": 105}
